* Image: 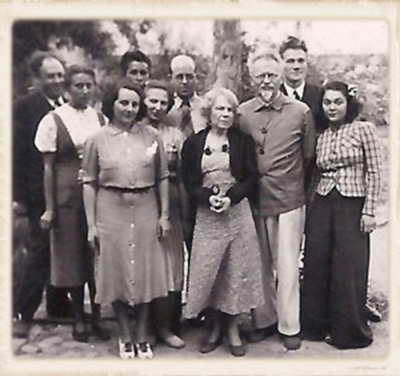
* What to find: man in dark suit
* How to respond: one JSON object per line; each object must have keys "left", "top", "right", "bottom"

{"left": 279, "top": 36, "right": 322, "bottom": 127}
{"left": 13, "top": 51, "right": 72, "bottom": 338}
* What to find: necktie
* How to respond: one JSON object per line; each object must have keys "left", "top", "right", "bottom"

{"left": 180, "top": 99, "right": 193, "bottom": 137}
{"left": 54, "top": 98, "right": 62, "bottom": 107}
{"left": 293, "top": 90, "right": 301, "bottom": 100}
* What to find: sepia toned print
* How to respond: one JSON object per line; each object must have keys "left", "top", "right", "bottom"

{"left": 1, "top": 2, "right": 398, "bottom": 375}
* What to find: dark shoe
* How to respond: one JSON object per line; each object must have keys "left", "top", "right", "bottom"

{"left": 72, "top": 326, "right": 90, "bottom": 343}
{"left": 365, "top": 303, "right": 382, "bottom": 322}
{"left": 92, "top": 322, "right": 111, "bottom": 341}
{"left": 199, "top": 336, "right": 222, "bottom": 354}
{"left": 325, "top": 335, "right": 373, "bottom": 350}
{"left": 246, "top": 323, "right": 277, "bottom": 343}
{"left": 280, "top": 333, "right": 302, "bottom": 350}
{"left": 325, "top": 335, "right": 334, "bottom": 347}
{"left": 47, "top": 304, "right": 74, "bottom": 319}
{"left": 228, "top": 343, "right": 246, "bottom": 357}
{"left": 186, "top": 315, "right": 207, "bottom": 328}
{"left": 13, "top": 319, "right": 30, "bottom": 339}
{"left": 301, "top": 331, "right": 327, "bottom": 342}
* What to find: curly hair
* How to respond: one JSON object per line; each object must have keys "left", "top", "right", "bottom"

{"left": 201, "top": 87, "right": 239, "bottom": 125}
{"left": 101, "top": 79, "right": 146, "bottom": 122}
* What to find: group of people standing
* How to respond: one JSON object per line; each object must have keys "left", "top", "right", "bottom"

{"left": 13, "top": 35, "right": 383, "bottom": 359}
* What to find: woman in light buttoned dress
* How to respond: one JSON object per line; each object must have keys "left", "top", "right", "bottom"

{"left": 82, "top": 79, "right": 171, "bottom": 359}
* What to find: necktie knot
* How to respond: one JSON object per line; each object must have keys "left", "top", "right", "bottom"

{"left": 180, "top": 99, "right": 193, "bottom": 137}
{"left": 180, "top": 97, "right": 191, "bottom": 108}
{"left": 54, "top": 98, "right": 62, "bottom": 107}
{"left": 293, "top": 90, "right": 300, "bottom": 100}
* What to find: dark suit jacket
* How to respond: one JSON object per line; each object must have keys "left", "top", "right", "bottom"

{"left": 280, "top": 82, "right": 323, "bottom": 194}
{"left": 13, "top": 91, "right": 55, "bottom": 210}
{"left": 280, "top": 82, "right": 323, "bottom": 127}
{"left": 181, "top": 126, "right": 259, "bottom": 207}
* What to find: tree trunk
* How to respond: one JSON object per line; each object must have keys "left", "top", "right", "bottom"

{"left": 212, "top": 21, "right": 242, "bottom": 97}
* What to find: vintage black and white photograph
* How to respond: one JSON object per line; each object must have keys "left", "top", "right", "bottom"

{"left": 6, "top": 9, "right": 393, "bottom": 373}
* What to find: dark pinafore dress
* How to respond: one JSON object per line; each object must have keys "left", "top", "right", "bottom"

{"left": 50, "top": 114, "right": 90, "bottom": 288}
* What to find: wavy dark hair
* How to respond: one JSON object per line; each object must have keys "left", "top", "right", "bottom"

{"left": 120, "top": 50, "right": 152, "bottom": 75}
{"left": 101, "top": 79, "right": 146, "bottom": 122}
{"left": 278, "top": 35, "right": 308, "bottom": 57}
{"left": 319, "top": 81, "right": 363, "bottom": 130}
{"left": 144, "top": 79, "right": 175, "bottom": 113}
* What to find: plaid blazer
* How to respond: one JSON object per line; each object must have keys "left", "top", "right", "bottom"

{"left": 315, "top": 120, "right": 382, "bottom": 216}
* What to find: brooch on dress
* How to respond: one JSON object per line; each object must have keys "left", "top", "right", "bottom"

{"left": 146, "top": 141, "right": 158, "bottom": 157}
{"left": 204, "top": 144, "right": 229, "bottom": 155}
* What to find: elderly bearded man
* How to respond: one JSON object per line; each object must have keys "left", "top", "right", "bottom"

{"left": 238, "top": 52, "right": 316, "bottom": 350}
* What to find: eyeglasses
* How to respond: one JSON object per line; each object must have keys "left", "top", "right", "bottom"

{"left": 253, "top": 72, "right": 279, "bottom": 82}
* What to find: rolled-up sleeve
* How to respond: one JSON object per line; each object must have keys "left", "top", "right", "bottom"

{"left": 81, "top": 135, "right": 99, "bottom": 185}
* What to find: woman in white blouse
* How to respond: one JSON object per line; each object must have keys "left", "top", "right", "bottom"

{"left": 35, "top": 65, "right": 106, "bottom": 343}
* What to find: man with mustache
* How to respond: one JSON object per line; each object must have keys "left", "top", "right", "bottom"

{"left": 238, "top": 52, "right": 316, "bottom": 350}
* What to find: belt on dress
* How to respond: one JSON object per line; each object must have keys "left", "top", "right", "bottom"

{"left": 321, "top": 168, "right": 337, "bottom": 175}
{"left": 102, "top": 186, "right": 154, "bottom": 194}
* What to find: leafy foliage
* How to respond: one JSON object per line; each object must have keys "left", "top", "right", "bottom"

{"left": 13, "top": 20, "right": 389, "bottom": 128}
{"left": 309, "top": 54, "right": 389, "bottom": 126}
{"left": 12, "top": 21, "right": 116, "bottom": 98}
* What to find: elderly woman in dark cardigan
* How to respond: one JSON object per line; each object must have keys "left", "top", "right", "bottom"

{"left": 181, "top": 88, "right": 265, "bottom": 357}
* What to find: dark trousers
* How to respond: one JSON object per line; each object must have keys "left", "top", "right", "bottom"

{"left": 13, "top": 207, "right": 69, "bottom": 321}
{"left": 301, "top": 189, "right": 373, "bottom": 348}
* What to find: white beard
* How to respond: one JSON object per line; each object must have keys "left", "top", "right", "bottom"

{"left": 260, "top": 89, "right": 274, "bottom": 104}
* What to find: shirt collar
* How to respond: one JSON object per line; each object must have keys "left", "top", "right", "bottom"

{"left": 254, "top": 92, "right": 285, "bottom": 112}
{"left": 283, "top": 81, "right": 306, "bottom": 99}
{"left": 174, "top": 93, "right": 199, "bottom": 108}
{"left": 44, "top": 94, "right": 65, "bottom": 109}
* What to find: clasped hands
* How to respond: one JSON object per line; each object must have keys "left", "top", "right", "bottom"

{"left": 209, "top": 193, "right": 231, "bottom": 214}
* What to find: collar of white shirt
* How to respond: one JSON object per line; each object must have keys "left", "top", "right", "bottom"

{"left": 283, "top": 81, "right": 306, "bottom": 100}
{"left": 45, "top": 95, "right": 66, "bottom": 109}
{"left": 174, "top": 93, "right": 201, "bottom": 109}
